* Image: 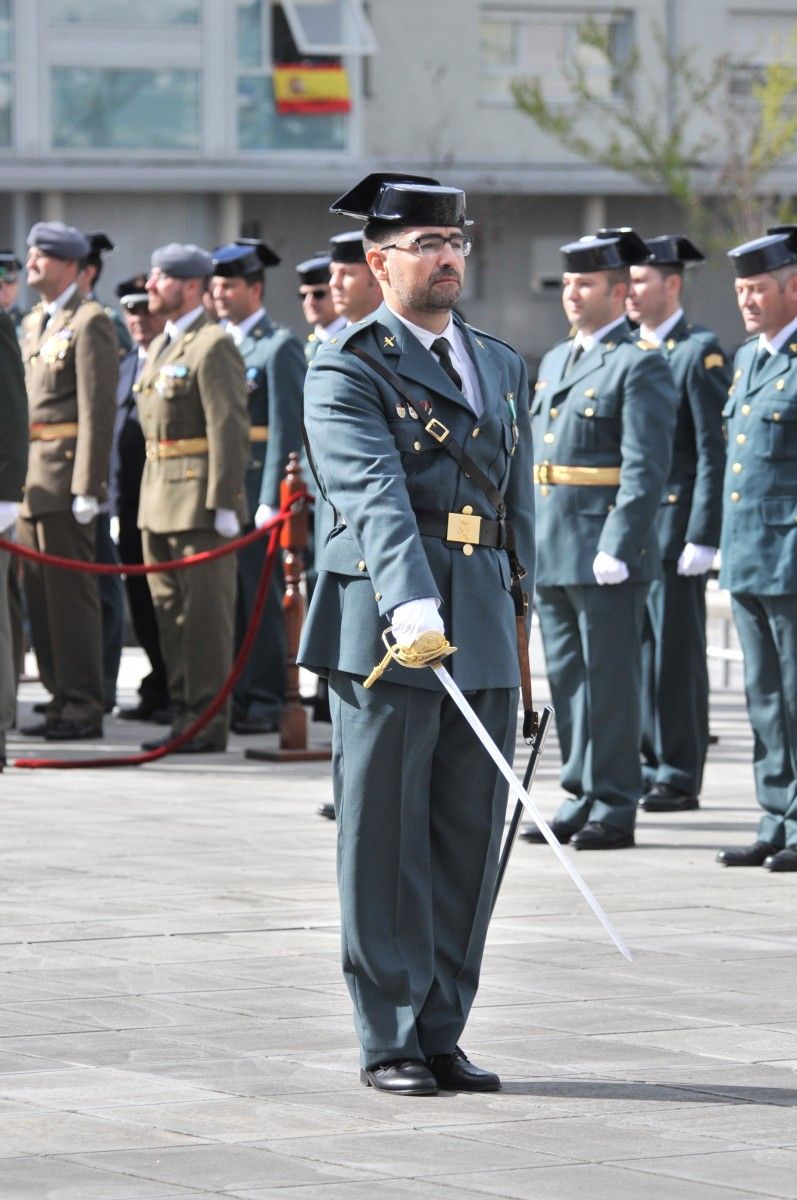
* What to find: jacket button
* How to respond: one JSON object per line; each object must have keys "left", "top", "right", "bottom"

{"left": 773, "top": 412, "right": 781, "bottom": 421}
{"left": 357, "top": 560, "right": 366, "bottom": 571}
{"left": 374, "top": 591, "right": 382, "bottom": 601}
{"left": 584, "top": 407, "right": 594, "bottom": 417}
{"left": 462, "top": 505, "right": 473, "bottom": 514}
{"left": 462, "top": 544, "right": 474, "bottom": 556}
{"left": 736, "top": 434, "right": 746, "bottom": 444}
{"left": 471, "top": 427, "right": 480, "bottom": 438}
{"left": 732, "top": 462, "right": 743, "bottom": 474}
{"left": 413, "top": 440, "right": 422, "bottom": 451}
{"left": 741, "top": 404, "right": 751, "bottom": 415}
{"left": 667, "top": 493, "right": 677, "bottom": 503}
{"left": 550, "top": 407, "right": 559, "bottom": 418}
{"left": 731, "top": 491, "right": 740, "bottom": 502}
{"left": 543, "top": 432, "right": 555, "bottom": 444}
{"left": 776, "top": 379, "right": 785, "bottom": 390}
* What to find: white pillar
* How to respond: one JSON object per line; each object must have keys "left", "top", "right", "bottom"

{"left": 219, "top": 192, "right": 243, "bottom": 243}
{"left": 583, "top": 196, "right": 607, "bottom": 235}
{"left": 42, "top": 191, "right": 66, "bottom": 223}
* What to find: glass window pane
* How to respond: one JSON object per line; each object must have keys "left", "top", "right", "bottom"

{"left": 0, "top": 28, "right": 11, "bottom": 62}
{"left": 237, "top": 0, "right": 265, "bottom": 69}
{"left": 0, "top": 70, "right": 11, "bottom": 145}
{"left": 48, "top": 0, "right": 199, "bottom": 25}
{"left": 281, "top": 0, "right": 376, "bottom": 55}
{"left": 51, "top": 68, "right": 200, "bottom": 149}
{"left": 237, "top": 74, "right": 345, "bottom": 150}
{"left": 479, "top": 21, "right": 514, "bottom": 70}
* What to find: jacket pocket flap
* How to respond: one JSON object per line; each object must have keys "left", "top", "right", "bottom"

{"left": 761, "top": 496, "right": 797, "bottom": 525}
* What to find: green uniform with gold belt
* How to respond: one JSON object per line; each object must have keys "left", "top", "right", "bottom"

{"left": 532, "top": 322, "right": 678, "bottom": 834}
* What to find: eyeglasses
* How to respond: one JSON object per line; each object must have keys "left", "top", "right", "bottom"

{"left": 299, "top": 287, "right": 329, "bottom": 300}
{"left": 381, "top": 234, "right": 472, "bottom": 258}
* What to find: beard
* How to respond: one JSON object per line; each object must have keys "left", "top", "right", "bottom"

{"left": 392, "top": 266, "right": 462, "bottom": 313}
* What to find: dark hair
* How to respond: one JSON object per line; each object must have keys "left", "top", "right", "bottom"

{"left": 363, "top": 219, "right": 399, "bottom": 249}
{"left": 604, "top": 266, "right": 631, "bottom": 289}
{"left": 651, "top": 263, "right": 684, "bottom": 282}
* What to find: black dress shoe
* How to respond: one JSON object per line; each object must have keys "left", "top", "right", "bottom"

{"left": 520, "top": 818, "right": 580, "bottom": 845}
{"left": 639, "top": 782, "right": 699, "bottom": 812}
{"left": 141, "top": 734, "right": 225, "bottom": 754}
{"left": 716, "top": 841, "right": 775, "bottom": 867}
{"left": 571, "top": 822, "right": 635, "bottom": 850}
{"left": 359, "top": 1060, "right": 438, "bottom": 1096}
{"left": 117, "top": 701, "right": 171, "bottom": 723}
{"left": 764, "top": 847, "right": 797, "bottom": 872}
{"left": 32, "top": 700, "right": 54, "bottom": 714}
{"left": 318, "top": 802, "right": 336, "bottom": 821}
{"left": 19, "top": 719, "right": 52, "bottom": 736}
{"left": 231, "top": 715, "right": 279, "bottom": 735}
{"left": 427, "top": 1047, "right": 500, "bottom": 1092}
{"left": 44, "top": 718, "right": 103, "bottom": 741}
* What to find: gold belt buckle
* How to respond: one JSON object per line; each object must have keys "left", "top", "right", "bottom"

{"left": 537, "top": 462, "right": 551, "bottom": 486}
{"left": 425, "top": 417, "right": 450, "bottom": 444}
{"left": 446, "top": 511, "right": 482, "bottom": 544}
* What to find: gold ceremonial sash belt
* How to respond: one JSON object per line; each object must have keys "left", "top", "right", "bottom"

{"left": 29, "top": 422, "right": 78, "bottom": 441}
{"left": 534, "top": 463, "right": 621, "bottom": 486}
{"left": 146, "top": 436, "right": 209, "bottom": 462}
{"left": 249, "top": 425, "right": 269, "bottom": 442}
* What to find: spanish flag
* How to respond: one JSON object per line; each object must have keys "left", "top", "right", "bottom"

{"left": 273, "top": 63, "right": 351, "bottom": 115}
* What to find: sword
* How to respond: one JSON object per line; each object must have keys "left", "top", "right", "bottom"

{"left": 491, "top": 703, "right": 554, "bottom": 915}
{"left": 432, "top": 663, "right": 632, "bottom": 962}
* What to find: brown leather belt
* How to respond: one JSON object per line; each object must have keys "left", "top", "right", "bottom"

{"left": 146, "top": 436, "right": 208, "bottom": 461}
{"left": 250, "top": 425, "right": 268, "bottom": 442}
{"left": 29, "top": 422, "right": 78, "bottom": 441}
{"left": 415, "top": 508, "right": 512, "bottom": 551}
{"left": 534, "top": 463, "right": 621, "bottom": 486}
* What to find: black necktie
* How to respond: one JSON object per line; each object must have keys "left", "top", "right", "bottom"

{"left": 565, "top": 340, "right": 584, "bottom": 375}
{"left": 753, "top": 346, "right": 771, "bottom": 377}
{"left": 431, "top": 337, "right": 463, "bottom": 392}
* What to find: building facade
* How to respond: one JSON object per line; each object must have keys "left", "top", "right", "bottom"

{"left": 1, "top": 0, "right": 795, "bottom": 363}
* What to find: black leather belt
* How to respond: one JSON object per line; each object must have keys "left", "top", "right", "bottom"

{"left": 415, "top": 507, "right": 513, "bottom": 550}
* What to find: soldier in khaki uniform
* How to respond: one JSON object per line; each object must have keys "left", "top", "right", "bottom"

{"left": 18, "top": 221, "right": 118, "bottom": 741}
{"left": 137, "top": 244, "right": 249, "bottom": 754}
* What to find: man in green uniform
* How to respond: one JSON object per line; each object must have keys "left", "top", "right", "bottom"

{"left": 521, "top": 228, "right": 678, "bottom": 850}
{"left": 627, "top": 236, "right": 729, "bottom": 813}
{"left": 211, "top": 239, "right": 306, "bottom": 735}
{"left": 299, "top": 173, "right": 535, "bottom": 1096}
{"left": 18, "top": 221, "right": 118, "bottom": 741}
{"left": 716, "top": 227, "right": 797, "bottom": 871}
{"left": 137, "top": 243, "right": 249, "bottom": 754}
{"left": 296, "top": 253, "right": 344, "bottom": 363}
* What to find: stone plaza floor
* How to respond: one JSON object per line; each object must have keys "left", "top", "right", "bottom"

{"left": 1, "top": 651, "right": 796, "bottom": 1199}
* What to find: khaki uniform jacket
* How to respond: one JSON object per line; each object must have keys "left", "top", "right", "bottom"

{"left": 20, "top": 291, "right": 118, "bottom": 517}
{"left": 135, "top": 313, "right": 249, "bottom": 534}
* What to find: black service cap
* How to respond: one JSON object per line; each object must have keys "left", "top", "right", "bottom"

{"left": 728, "top": 226, "right": 797, "bottom": 277}
{"left": 296, "top": 254, "right": 331, "bottom": 286}
{"left": 329, "top": 230, "right": 366, "bottom": 264}
{"left": 561, "top": 227, "right": 649, "bottom": 272}
{"left": 331, "top": 172, "right": 472, "bottom": 227}
{"left": 115, "top": 273, "right": 149, "bottom": 307}
{"left": 211, "top": 238, "right": 281, "bottom": 278}
{"left": 644, "top": 234, "right": 705, "bottom": 266}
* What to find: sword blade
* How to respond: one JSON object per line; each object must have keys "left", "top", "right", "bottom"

{"left": 432, "top": 663, "right": 632, "bottom": 962}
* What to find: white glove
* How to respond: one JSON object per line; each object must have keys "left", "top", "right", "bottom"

{"left": 390, "top": 597, "right": 444, "bottom": 646}
{"left": 214, "top": 507, "right": 240, "bottom": 538}
{"left": 593, "top": 550, "right": 629, "bottom": 585}
{"left": 677, "top": 542, "right": 716, "bottom": 576}
{"left": 72, "top": 495, "right": 100, "bottom": 525}
{"left": 255, "top": 503, "right": 276, "bottom": 529}
{"left": 0, "top": 501, "right": 18, "bottom": 535}
{"left": 109, "top": 515, "right": 120, "bottom": 544}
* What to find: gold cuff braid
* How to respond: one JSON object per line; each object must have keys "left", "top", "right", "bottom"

{"left": 363, "top": 630, "right": 456, "bottom": 689}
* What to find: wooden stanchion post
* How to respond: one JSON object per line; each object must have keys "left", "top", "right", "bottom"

{"left": 245, "top": 453, "right": 331, "bottom": 763}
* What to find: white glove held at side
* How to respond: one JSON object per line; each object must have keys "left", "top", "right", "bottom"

{"left": 593, "top": 550, "right": 629, "bottom": 585}
{"left": 72, "top": 495, "right": 100, "bottom": 525}
{"left": 254, "top": 503, "right": 276, "bottom": 529}
{"left": 0, "top": 501, "right": 18, "bottom": 535}
{"left": 390, "top": 597, "right": 444, "bottom": 646}
{"left": 677, "top": 542, "right": 716, "bottom": 576}
{"left": 214, "top": 507, "right": 240, "bottom": 538}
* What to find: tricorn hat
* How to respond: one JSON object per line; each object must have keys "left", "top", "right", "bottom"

{"left": 296, "top": 254, "right": 331, "bottom": 286}
{"left": 330, "top": 172, "right": 472, "bottom": 227}
{"left": 560, "top": 227, "right": 649, "bottom": 272}
{"left": 329, "top": 230, "right": 367, "bottom": 264}
{"left": 644, "top": 235, "right": 705, "bottom": 266}
{"left": 728, "top": 226, "right": 797, "bottom": 277}
{"left": 211, "top": 238, "right": 281, "bottom": 277}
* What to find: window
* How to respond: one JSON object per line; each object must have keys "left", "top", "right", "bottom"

{"left": 480, "top": 6, "right": 633, "bottom": 105}
{"left": 728, "top": 11, "right": 797, "bottom": 99}
{"left": 48, "top": 0, "right": 200, "bottom": 25}
{"left": 51, "top": 68, "right": 200, "bottom": 150}
{"left": 0, "top": 0, "right": 11, "bottom": 146}
{"left": 281, "top": 0, "right": 376, "bottom": 55}
{"left": 529, "top": 235, "right": 565, "bottom": 295}
{"left": 236, "top": 0, "right": 355, "bottom": 151}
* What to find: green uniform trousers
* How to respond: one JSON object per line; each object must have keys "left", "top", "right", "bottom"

{"left": 18, "top": 511, "right": 104, "bottom": 726}
{"left": 329, "top": 669, "right": 516, "bottom": 1070}
{"left": 536, "top": 581, "right": 649, "bottom": 834}
{"left": 641, "top": 562, "right": 709, "bottom": 796}
{"left": 143, "top": 528, "right": 236, "bottom": 749}
{"left": 731, "top": 593, "right": 797, "bottom": 849}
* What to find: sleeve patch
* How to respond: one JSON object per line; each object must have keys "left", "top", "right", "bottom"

{"left": 704, "top": 353, "right": 725, "bottom": 370}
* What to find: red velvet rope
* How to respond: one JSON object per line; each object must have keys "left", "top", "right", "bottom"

{"left": 0, "top": 493, "right": 305, "bottom": 573}
{"left": 10, "top": 495, "right": 304, "bottom": 770}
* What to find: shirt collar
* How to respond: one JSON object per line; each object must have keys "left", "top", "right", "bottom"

{"left": 316, "top": 315, "right": 346, "bottom": 342}
{"left": 641, "top": 307, "right": 684, "bottom": 346}
{"left": 227, "top": 307, "right": 266, "bottom": 346}
{"left": 385, "top": 303, "right": 456, "bottom": 352}
{"left": 44, "top": 281, "right": 78, "bottom": 317}
{"left": 164, "top": 304, "right": 204, "bottom": 341}
{"left": 576, "top": 315, "right": 626, "bottom": 353}
{"left": 760, "top": 312, "right": 797, "bottom": 355}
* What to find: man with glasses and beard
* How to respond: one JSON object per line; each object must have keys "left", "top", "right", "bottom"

{"left": 298, "top": 173, "right": 535, "bottom": 1096}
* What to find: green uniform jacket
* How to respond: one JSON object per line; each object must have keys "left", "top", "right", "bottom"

{"left": 20, "top": 292, "right": 118, "bottom": 517}
{"left": 532, "top": 324, "right": 679, "bottom": 585}
{"left": 651, "top": 316, "right": 729, "bottom": 559}
{"left": 135, "top": 313, "right": 249, "bottom": 534}
{"left": 0, "top": 311, "right": 29, "bottom": 502}
{"left": 719, "top": 337, "right": 797, "bottom": 595}
{"left": 240, "top": 313, "right": 306, "bottom": 513}
{"left": 298, "top": 303, "right": 535, "bottom": 693}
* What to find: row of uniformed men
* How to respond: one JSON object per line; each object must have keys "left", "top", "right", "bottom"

{"left": 518, "top": 223, "right": 797, "bottom": 873}
{"left": 0, "top": 222, "right": 381, "bottom": 763}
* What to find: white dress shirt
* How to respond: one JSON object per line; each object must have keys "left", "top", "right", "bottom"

{"left": 386, "top": 304, "right": 483, "bottom": 416}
